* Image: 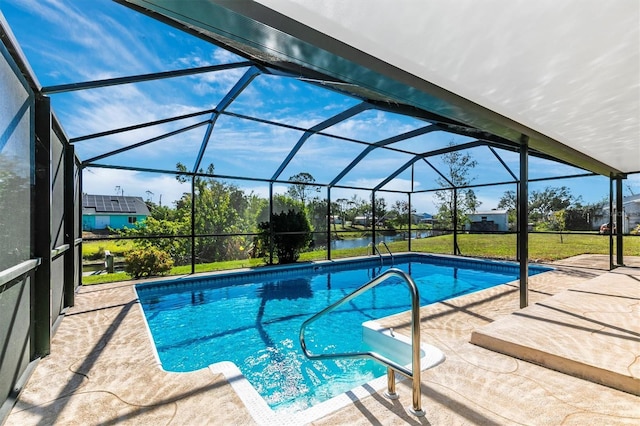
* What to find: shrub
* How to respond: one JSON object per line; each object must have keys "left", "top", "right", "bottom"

{"left": 124, "top": 247, "right": 174, "bottom": 278}
{"left": 257, "top": 209, "right": 312, "bottom": 264}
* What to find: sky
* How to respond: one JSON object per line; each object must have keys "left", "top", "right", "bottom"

{"left": 2, "top": 0, "right": 638, "bottom": 213}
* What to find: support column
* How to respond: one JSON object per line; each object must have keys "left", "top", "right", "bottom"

{"left": 191, "top": 176, "right": 196, "bottom": 274}
{"left": 518, "top": 135, "right": 529, "bottom": 309}
{"left": 77, "top": 166, "right": 83, "bottom": 288}
{"left": 616, "top": 177, "right": 624, "bottom": 266}
{"left": 34, "top": 96, "right": 52, "bottom": 357}
{"left": 371, "top": 191, "right": 376, "bottom": 248}
{"left": 408, "top": 193, "right": 412, "bottom": 252}
{"left": 63, "top": 143, "right": 75, "bottom": 307}
{"left": 453, "top": 188, "right": 459, "bottom": 255}
{"left": 326, "top": 187, "right": 332, "bottom": 260}
{"left": 609, "top": 178, "right": 614, "bottom": 270}
{"left": 268, "top": 182, "right": 274, "bottom": 265}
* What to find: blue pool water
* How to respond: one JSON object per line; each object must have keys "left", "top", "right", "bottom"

{"left": 136, "top": 255, "right": 550, "bottom": 413}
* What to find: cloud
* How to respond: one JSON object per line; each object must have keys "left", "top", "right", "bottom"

{"left": 10, "top": 0, "right": 159, "bottom": 80}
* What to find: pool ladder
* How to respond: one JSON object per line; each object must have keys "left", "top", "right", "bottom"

{"left": 299, "top": 268, "right": 425, "bottom": 416}
{"left": 368, "top": 241, "right": 394, "bottom": 267}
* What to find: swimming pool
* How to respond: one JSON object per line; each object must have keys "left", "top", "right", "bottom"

{"left": 136, "top": 254, "right": 550, "bottom": 414}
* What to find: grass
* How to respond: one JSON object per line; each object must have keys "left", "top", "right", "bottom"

{"left": 82, "top": 239, "right": 135, "bottom": 260}
{"left": 82, "top": 233, "right": 640, "bottom": 285}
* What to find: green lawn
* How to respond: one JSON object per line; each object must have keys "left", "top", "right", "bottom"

{"left": 82, "top": 239, "right": 135, "bottom": 260}
{"left": 82, "top": 233, "right": 640, "bottom": 285}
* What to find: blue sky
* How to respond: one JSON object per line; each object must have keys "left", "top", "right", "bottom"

{"left": 3, "top": 0, "right": 637, "bottom": 212}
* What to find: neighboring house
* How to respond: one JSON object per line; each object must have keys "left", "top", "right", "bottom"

{"left": 593, "top": 194, "right": 640, "bottom": 233}
{"left": 329, "top": 215, "right": 343, "bottom": 225}
{"left": 82, "top": 194, "right": 150, "bottom": 231}
{"left": 352, "top": 216, "right": 369, "bottom": 226}
{"left": 415, "top": 213, "right": 433, "bottom": 224}
{"left": 466, "top": 210, "right": 509, "bottom": 232}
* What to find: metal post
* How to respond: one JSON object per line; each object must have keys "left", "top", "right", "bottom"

{"left": 371, "top": 191, "right": 376, "bottom": 247}
{"left": 410, "top": 273, "right": 424, "bottom": 416}
{"left": 453, "top": 188, "right": 458, "bottom": 255}
{"left": 385, "top": 367, "right": 398, "bottom": 399}
{"left": 408, "top": 193, "right": 412, "bottom": 252}
{"left": 609, "top": 177, "right": 614, "bottom": 270}
{"left": 518, "top": 135, "right": 529, "bottom": 308}
{"left": 34, "top": 96, "right": 52, "bottom": 357}
{"left": 63, "top": 143, "right": 75, "bottom": 307}
{"left": 268, "top": 182, "right": 274, "bottom": 265}
{"left": 615, "top": 177, "right": 624, "bottom": 266}
{"left": 77, "top": 163, "right": 83, "bottom": 287}
{"left": 191, "top": 176, "right": 196, "bottom": 274}
{"left": 327, "top": 187, "right": 332, "bottom": 260}
{"left": 410, "top": 164, "right": 414, "bottom": 252}
{"left": 516, "top": 182, "right": 520, "bottom": 262}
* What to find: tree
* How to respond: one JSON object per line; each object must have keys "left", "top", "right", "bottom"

{"left": 176, "top": 163, "right": 254, "bottom": 262}
{"left": 373, "top": 197, "right": 388, "bottom": 225}
{"left": 307, "top": 197, "right": 329, "bottom": 236}
{"left": 123, "top": 162, "right": 258, "bottom": 265}
{"left": 335, "top": 198, "right": 350, "bottom": 225}
{"left": 529, "top": 186, "right": 578, "bottom": 223}
{"left": 346, "top": 195, "right": 370, "bottom": 222}
{"left": 551, "top": 209, "right": 567, "bottom": 242}
{"left": 287, "top": 172, "right": 320, "bottom": 207}
{"left": 565, "top": 199, "right": 605, "bottom": 231}
{"left": 258, "top": 209, "right": 312, "bottom": 264}
{"left": 388, "top": 200, "right": 415, "bottom": 228}
{"left": 433, "top": 142, "right": 480, "bottom": 230}
{"left": 498, "top": 186, "right": 583, "bottom": 230}
{"left": 497, "top": 190, "right": 517, "bottom": 226}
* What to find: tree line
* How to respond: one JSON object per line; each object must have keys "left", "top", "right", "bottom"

{"left": 121, "top": 148, "right": 607, "bottom": 269}
{"left": 120, "top": 165, "right": 419, "bottom": 266}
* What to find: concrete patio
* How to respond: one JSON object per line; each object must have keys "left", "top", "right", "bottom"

{"left": 5, "top": 255, "right": 640, "bottom": 425}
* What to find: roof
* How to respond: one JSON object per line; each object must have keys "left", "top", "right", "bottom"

{"left": 470, "top": 210, "right": 509, "bottom": 216}
{"left": 119, "top": 0, "right": 639, "bottom": 177}
{"left": 82, "top": 194, "right": 150, "bottom": 216}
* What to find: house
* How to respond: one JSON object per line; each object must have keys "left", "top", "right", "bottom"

{"left": 352, "top": 216, "right": 369, "bottom": 226}
{"left": 82, "top": 194, "right": 150, "bottom": 231}
{"left": 466, "top": 210, "right": 509, "bottom": 232}
{"left": 593, "top": 194, "right": 640, "bottom": 233}
{"left": 411, "top": 213, "right": 433, "bottom": 225}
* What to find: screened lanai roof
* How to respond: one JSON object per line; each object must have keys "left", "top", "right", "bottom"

{"left": 118, "top": 0, "right": 639, "bottom": 178}
{"left": 3, "top": 0, "right": 637, "bottom": 205}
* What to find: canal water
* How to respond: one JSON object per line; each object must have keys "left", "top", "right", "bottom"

{"left": 329, "top": 231, "right": 432, "bottom": 250}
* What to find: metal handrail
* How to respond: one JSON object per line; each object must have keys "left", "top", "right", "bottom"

{"left": 299, "top": 268, "right": 424, "bottom": 416}
{"left": 368, "top": 242, "right": 383, "bottom": 268}
{"left": 0, "top": 259, "right": 41, "bottom": 287}
{"left": 379, "top": 241, "right": 394, "bottom": 266}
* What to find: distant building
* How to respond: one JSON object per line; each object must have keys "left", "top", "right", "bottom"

{"left": 415, "top": 213, "right": 433, "bottom": 224}
{"left": 329, "top": 215, "right": 343, "bottom": 225}
{"left": 466, "top": 210, "right": 509, "bottom": 232}
{"left": 82, "top": 194, "right": 150, "bottom": 231}
{"left": 353, "top": 216, "right": 369, "bottom": 226}
{"left": 593, "top": 194, "right": 640, "bottom": 233}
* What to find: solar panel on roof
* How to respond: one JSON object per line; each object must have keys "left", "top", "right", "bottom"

{"left": 83, "top": 195, "right": 139, "bottom": 213}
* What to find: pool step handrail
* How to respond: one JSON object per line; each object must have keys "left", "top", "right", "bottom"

{"left": 299, "top": 268, "right": 425, "bottom": 416}
{"left": 368, "top": 242, "right": 383, "bottom": 268}
{"left": 378, "top": 241, "right": 394, "bottom": 266}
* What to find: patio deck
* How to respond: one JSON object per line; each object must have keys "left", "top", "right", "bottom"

{"left": 5, "top": 255, "right": 640, "bottom": 425}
